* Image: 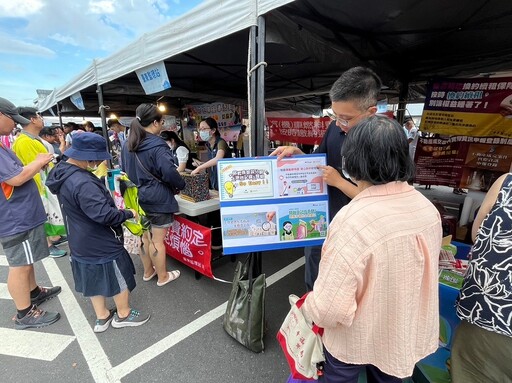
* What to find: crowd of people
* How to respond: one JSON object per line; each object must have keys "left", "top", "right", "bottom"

{"left": 0, "top": 65, "right": 510, "bottom": 382}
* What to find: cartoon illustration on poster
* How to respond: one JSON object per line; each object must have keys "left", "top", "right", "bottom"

{"left": 276, "top": 157, "right": 325, "bottom": 197}
{"left": 221, "top": 210, "right": 277, "bottom": 240}
{"left": 278, "top": 202, "right": 328, "bottom": 241}
{"left": 218, "top": 160, "right": 274, "bottom": 200}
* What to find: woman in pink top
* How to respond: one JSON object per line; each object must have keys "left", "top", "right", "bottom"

{"left": 303, "top": 115, "right": 442, "bottom": 382}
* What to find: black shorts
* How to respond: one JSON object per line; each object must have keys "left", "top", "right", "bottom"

{"left": 145, "top": 212, "right": 174, "bottom": 228}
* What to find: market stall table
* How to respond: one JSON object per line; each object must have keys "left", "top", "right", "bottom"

{"left": 175, "top": 190, "right": 220, "bottom": 216}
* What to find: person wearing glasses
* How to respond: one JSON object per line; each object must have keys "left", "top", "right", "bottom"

{"left": 270, "top": 66, "right": 381, "bottom": 291}
{"left": 121, "top": 104, "right": 185, "bottom": 287}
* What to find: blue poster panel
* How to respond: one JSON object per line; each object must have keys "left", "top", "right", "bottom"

{"left": 218, "top": 155, "right": 329, "bottom": 255}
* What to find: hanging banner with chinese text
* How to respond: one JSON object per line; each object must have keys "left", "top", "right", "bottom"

{"left": 421, "top": 77, "right": 512, "bottom": 137}
{"left": 183, "top": 103, "right": 241, "bottom": 130}
{"left": 135, "top": 61, "right": 171, "bottom": 95}
{"left": 267, "top": 117, "right": 330, "bottom": 145}
{"left": 164, "top": 215, "right": 213, "bottom": 278}
{"left": 70, "top": 91, "right": 85, "bottom": 110}
{"left": 414, "top": 136, "right": 512, "bottom": 190}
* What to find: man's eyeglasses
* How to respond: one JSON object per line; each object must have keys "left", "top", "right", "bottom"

{"left": 326, "top": 110, "right": 362, "bottom": 127}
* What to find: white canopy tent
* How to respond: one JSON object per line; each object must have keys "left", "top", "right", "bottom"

{"left": 37, "top": 0, "right": 293, "bottom": 112}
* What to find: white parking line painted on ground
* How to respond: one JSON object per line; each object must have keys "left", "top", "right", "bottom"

{"left": 108, "top": 257, "right": 305, "bottom": 381}
{"left": 42, "top": 258, "right": 117, "bottom": 383}
{"left": 0, "top": 255, "right": 8, "bottom": 266}
{"left": 0, "top": 283, "right": 11, "bottom": 300}
{"left": 0, "top": 328, "right": 75, "bottom": 361}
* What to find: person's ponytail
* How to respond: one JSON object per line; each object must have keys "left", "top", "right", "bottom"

{"left": 127, "top": 103, "right": 163, "bottom": 152}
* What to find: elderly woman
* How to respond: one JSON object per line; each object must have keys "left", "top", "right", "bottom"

{"left": 302, "top": 115, "right": 442, "bottom": 382}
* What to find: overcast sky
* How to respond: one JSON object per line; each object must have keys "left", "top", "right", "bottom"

{"left": 0, "top": 0, "right": 203, "bottom": 108}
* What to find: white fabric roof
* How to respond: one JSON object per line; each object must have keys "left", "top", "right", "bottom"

{"left": 37, "top": 0, "right": 295, "bottom": 112}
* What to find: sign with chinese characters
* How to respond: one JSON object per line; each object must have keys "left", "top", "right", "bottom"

{"left": 421, "top": 77, "right": 512, "bottom": 137}
{"left": 164, "top": 215, "right": 213, "bottom": 278}
{"left": 70, "top": 91, "right": 85, "bottom": 110}
{"left": 268, "top": 117, "right": 330, "bottom": 145}
{"left": 217, "top": 155, "right": 329, "bottom": 255}
{"left": 414, "top": 136, "right": 512, "bottom": 190}
{"left": 183, "top": 103, "right": 241, "bottom": 129}
{"left": 135, "top": 61, "right": 171, "bottom": 95}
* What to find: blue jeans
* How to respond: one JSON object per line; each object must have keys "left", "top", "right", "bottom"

{"left": 304, "top": 245, "right": 321, "bottom": 291}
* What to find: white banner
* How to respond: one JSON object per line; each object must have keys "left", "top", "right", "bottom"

{"left": 135, "top": 61, "right": 171, "bottom": 95}
{"left": 70, "top": 92, "right": 85, "bottom": 110}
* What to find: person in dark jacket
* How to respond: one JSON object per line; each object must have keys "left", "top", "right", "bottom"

{"left": 46, "top": 133, "right": 150, "bottom": 332}
{"left": 121, "top": 104, "right": 185, "bottom": 287}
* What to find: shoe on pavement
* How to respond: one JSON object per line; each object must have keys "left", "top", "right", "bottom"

{"left": 48, "top": 245, "right": 67, "bottom": 258}
{"left": 51, "top": 235, "right": 68, "bottom": 246}
{"left": 111, "top": 309, "right": 150, "bottom": 328}
{"left": 94, "top": 309, "right": 116, "bottom": 333}
{"left": 14, "top": 305, "right": 60, "bottom": 330}
{"left": 31, "top": 286, "right": 62, "bottom": 307}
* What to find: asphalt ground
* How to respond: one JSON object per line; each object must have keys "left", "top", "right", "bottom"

{"left": 0, "top": 243, "right": 307, "bottom": 383}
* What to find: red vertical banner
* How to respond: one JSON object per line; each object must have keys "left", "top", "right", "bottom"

{"left": 164, "top": 215, "right": 213, "bottom": 278}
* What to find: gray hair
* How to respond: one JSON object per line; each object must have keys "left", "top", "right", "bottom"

{"left": 329, "top": 66, "right": 382, "bottom": 111}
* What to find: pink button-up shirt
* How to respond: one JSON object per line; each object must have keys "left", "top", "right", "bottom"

{"left": 303, "top": 182, "right": 442, "bottom": 378}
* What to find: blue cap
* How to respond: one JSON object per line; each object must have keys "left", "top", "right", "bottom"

{"left": 64, "top": 132, "right": 112, "bottom": 161}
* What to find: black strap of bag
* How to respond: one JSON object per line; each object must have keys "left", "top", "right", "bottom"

{"left": 135, "top": 153, "right": 179, "bottom": 194}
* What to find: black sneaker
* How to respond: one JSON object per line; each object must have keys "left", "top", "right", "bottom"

{"left": 14, "top": 305, "right": 60, "bottom": 330}
{"left": 111, "top": 309, "right": 150, "bottom": 328}
{"left": 94, "top": 309, "right": 116, "bottom": 333}
{"left": 31, "top": 286, "right": 62, "bottom": 307}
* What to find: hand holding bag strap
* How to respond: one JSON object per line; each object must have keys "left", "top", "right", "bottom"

{"left": 296, "top": 293, "right": 324, "bottom": 336}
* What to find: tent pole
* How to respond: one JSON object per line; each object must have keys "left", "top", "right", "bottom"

{"left": 249, "top": 26, "right": 257, "bottom": 158}
{"left": 397, "top": 80, "right": 409, "bottom": 124}
{"left": 96, "top": 84, "right": 112, "bottom": 168}
{"left": 57, "top": 102, "right": 63, "bottom": 128}
{"left": 255, "top": 15, "right": 266, "bottom": 157}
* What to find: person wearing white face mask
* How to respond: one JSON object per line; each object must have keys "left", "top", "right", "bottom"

{"left": 46, "top": 132, "right": 150, "bottom": 332}
{"left": 191, "top": 117, "right": 231, "bottom": 190}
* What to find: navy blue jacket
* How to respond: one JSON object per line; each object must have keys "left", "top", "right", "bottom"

{"left": 314, "top": 121, "right": 352, "bottom": 221}
{"left": 46, "top": 161, "right": 133, "bottom": 264}
{"left": 121, "top": 133, "right": 185, "bottom": 214}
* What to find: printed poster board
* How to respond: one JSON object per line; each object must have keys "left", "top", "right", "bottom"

{"left": 421, "top": 77, "right": 512, "bottom": 137}
{"left": 415, "top": 136, "right": 512, "bottom": 190}
{"left": 217, "top": 154, "right": 329, "bottom": 255}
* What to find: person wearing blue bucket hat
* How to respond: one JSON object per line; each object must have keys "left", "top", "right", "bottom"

{"left": 46, "top": 132, "right": 151, "bottom": 332}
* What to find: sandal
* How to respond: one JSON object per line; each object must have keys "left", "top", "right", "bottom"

{"left": 157, "top": 270, "right": 181, "bottom": 287}
{"left": 142, "top": 268, "right": 157, "bottom": 282}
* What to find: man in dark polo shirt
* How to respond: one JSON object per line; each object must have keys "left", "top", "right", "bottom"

{"left": 0, "top": 97, "right": 61, "bottom": 329}
{"left": 271, "top": 67, "right": 382, "bottom": 290}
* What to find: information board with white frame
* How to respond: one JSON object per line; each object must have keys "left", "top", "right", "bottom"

{"left": 217, "top": 154, "right": 329, "bottom": 255}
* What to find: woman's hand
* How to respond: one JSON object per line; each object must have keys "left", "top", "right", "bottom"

{"left": 128, "top": 209, "right": 139, "bottom": 221}
{"left": 191, "top": 167, "right": 203, "bottom": 176}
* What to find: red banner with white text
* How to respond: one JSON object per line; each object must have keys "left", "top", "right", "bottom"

{"left": 267, "top": 117, "right": 330, "bottom": 145}
{"left": 164, "top": 215, "right": 213, "bottom": 278}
